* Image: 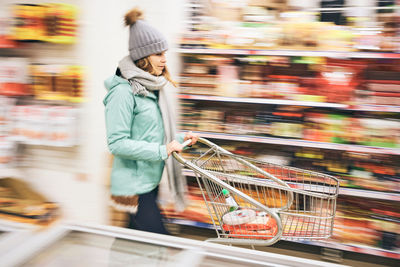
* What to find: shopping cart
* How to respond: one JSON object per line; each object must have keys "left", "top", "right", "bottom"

{"left": 173, "top": 137, "right": 339, "bottom": 246}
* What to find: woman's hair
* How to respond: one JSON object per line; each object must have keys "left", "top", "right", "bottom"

{"left": 135, "top": 57, "right": 177, "bottom": 87}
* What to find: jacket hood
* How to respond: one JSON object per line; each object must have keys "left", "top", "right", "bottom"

{"left": 103, "top": 75, "right": 130, "bottom": 105}
{"left": 104, "top": 75, "right": 130, "bottom": 92}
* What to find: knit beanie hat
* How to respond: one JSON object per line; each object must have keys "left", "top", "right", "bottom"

{"left": 125, "top": 8, "right": 168, "bottom": 61}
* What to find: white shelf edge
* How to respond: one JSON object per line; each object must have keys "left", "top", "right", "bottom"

{"left": 186, "top": 131, "right": 400, "bottom": 155}
{"left": 178, "top": 94, "right": 347, "bottom": 108}
{"left": 182, "top": 169, "right": 400, "bottom": 201}
{"left": 177, "top": 48, "right": 400, "bottom": 59}
{"left": 178, "top": 94, "right": 400, "bottom": 113}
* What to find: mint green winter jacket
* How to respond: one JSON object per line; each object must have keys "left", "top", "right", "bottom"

{"left": 104, "top": 75, "right": 184, "bottom": 196}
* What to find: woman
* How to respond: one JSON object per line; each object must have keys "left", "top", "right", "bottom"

{"left": 104, "top": 8, "right": 198, "bottom": 234}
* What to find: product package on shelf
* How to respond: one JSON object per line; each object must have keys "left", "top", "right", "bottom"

{"left": 291, "top": 148, "right": 400, "bottom": 193}
{"left": 304, "top": 111, "right": 400, "bottom": 148}
{"left": 179, "top": 73, "right": 218, "bottom": 95}
{"left": 311, "top": 59, "right": 365, "bottom": 104}
{"left": 41, "top": 3, "right": 78, "bottom": 44}
{"left": 356, "top": 59, "right": 400, "bottom": 106}
{"left": 11, "top": 4, "right": 45, "bottom": 42}
{"left": 0, "top": 177, "right": 59, "bottom": 225}
{"left": 0, "top": 57, "right": 30, "bottom": 96}
{"left": 10, "top": 3, "right": 78, "bottom": 44}
{"left": 333, "top": 195, "right": 399, "bottom": 252}
{"left": 360, "top": 80, "right": 400, "bottom": 106}
{"left": 180, "top": 55, "right": 236, "bottom": 96}
{"left": 354, "top": 10, "right": 399, "bottom": 52}
{"left": 10, "top": 105, "right": 78, "bottom": 147}
{"left": 30, "top": 64, "right": 84, "bottom": 103}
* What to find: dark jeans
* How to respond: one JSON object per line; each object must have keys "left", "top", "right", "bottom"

{"left": 127, "top": 186, "right": 169, "bottom": 235}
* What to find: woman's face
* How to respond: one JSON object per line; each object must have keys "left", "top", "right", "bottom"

{"left": 149, "top": 51, "right": 167, "bottom": 76}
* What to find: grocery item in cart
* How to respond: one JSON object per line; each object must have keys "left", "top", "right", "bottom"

{"left": 222, "top": 210, "right": 278, "bottom": 240}
{"left": 222, "top": 188, "right": 239, "bottom": 212}
{"left": 222, "top": 209, "right": 256, "bottom": 225}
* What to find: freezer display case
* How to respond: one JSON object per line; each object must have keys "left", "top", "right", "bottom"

{"left": 1, "top": 223, "right": 347, "bottom": 267}
{"left": 0, "top": 219, "right": 35, "bottom": 258}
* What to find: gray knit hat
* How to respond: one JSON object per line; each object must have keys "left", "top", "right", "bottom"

{"left": 125, "top": 8, "right": 168, "bottom": 61}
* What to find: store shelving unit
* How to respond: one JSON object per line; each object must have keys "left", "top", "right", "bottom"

{"left": 171, "top": 0, "right": 400, "bottom": 261}
{"left": 176, "top": 103, "right": 400, "bottom": 260}
{"left": 0, "top": 1, "right": 83, "bottom": 226}
{"left": 176, "top": 92, "right": 400, "bottom": 259}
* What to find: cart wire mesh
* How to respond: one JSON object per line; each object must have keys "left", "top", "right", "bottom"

{"left": 173, "top": 138, "right": 339, "bottom": 246}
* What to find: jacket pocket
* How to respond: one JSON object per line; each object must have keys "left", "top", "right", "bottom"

{"left": 136, "top": 160, "right": 164, "bottom": 186}
{"left": 126, "top": 159, "right": 137, "bottom": 177}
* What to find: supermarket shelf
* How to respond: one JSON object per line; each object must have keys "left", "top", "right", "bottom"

{"left": 179, "top": 94, "right": 400, "bottom": 113}
{"left": 182, "top": 169, "right": 400, "bottom": 201}
{"left": 167, "top": 218, "right": 400, "bottom": 260}
{"left": 178, "top": 48, "right": 400, "bottom": 59}
{"left": 300, "top": 240, "right": 400, "bottom": 260}
{"left": 187, "top": 131, "right": 400, "bottom": 155}
{"left": 178, "top": 94, "right": 347, "bottom": 108}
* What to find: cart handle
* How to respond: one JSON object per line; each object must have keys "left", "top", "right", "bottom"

{"left": 181, "top": 139, "right": 193, "bottom": 148}
{"left": 173, "top": 137, "right": 227, "bottom": 164}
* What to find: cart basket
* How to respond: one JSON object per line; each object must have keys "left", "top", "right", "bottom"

{"left": 173, "top": 137, "right": 339, "bottom": 246}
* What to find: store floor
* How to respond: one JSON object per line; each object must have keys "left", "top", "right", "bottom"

{"left": 171, "top": 225, "right": 398, "bottom": 267}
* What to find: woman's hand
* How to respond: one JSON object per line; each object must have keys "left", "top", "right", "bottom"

{"left": 166, "top": 140, "right": 184, "bottom": 156}
{"left": 184, "top": 131, "right": 199, "bottom": 146}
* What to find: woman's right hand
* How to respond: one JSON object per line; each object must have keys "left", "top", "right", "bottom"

{"left": 166, "top": 140, "right": 184, "bottom": 156}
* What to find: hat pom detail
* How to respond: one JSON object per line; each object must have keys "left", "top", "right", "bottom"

{"left": 126, "top": 7, "right": 168, "bottom": 61}
{"left": 124, "top": 8, "right": 143, "bottom": 26}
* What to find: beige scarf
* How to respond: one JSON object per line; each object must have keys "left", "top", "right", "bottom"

{"left": 116, "top": 55, "right": 187, "bottom": 213}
